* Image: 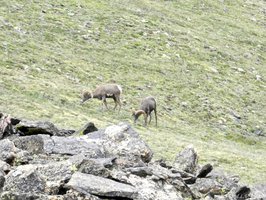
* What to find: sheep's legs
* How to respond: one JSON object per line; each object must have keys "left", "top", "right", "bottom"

{"left": 148, "top": 114, "right": 152, "bottom": 124}
{"left": 113, "top": 102, "right": 118, "bottom": 110}
{"left": 112, "top": 96, "right": 118, "bottom": 110}
{"left": 102, "top": 97, "right": 108, "bottom": 110}
{"left": 113, "top": 95, "right": 122, "bottom": 111}
{"left": 144, "top": 114, "right": 148, "bottom": 126}
{"left": 117, "top": 96, "right": 122, "bottom": 111}
{"left": 154, "top": 109, "right": 158, "bottom": 127}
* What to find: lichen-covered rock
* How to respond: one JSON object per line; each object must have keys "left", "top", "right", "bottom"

{"left": 173, "top": 145, "right": 198, "bottom": 174}
{"left": 15, "top": 150, "right": 32, "bottom": 165}
{"left": 13, "top": 134, "right": 104, "bottom": 158}
{"left": 0, "top": 139, "right": 18, "bottom": 164}
{"left": 208, "top": 170, "right": 239, "bottom": 191}
{"left": 66, "top": 172, "right": 137, "bottom": 199}
{"left": 1, "top": 191, "right": 42, "bottom": 200}
{"left": 3, "top": 165, "right": 46, "bottom": 194}
{"left": 250, "top": 184, "right": 266, "bottom": 199}
{"left": 110, "top": 163, "right": 194, "bottom": 200}
{"left": 110, "top": 169, "right": 184, "bottom": 200}
{"left": 0, "top": 160, "right": 11, "bottom": 173}
{"left": 51, "top": 136, "right": 104, "bottom": 157}
{"left": 13, "top": 135, "right": 45, "bottom": 154}
{"left": 35, "top": 160, "right": 74, "bottom": 194}
{"left": 85, "top": 123, "right": 153, "bottom": 163}
{"left": 189, "top": 177, "right": 224, "bottom": 198}
{"left": 0, "top": 169, "right": 5, "bottom": 190}
{"left": 77, "top": 158, "right": 111, "bottom": 177}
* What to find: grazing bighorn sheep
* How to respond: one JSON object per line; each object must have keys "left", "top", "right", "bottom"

{"left": 81, "top": 84, "right": 122, "bottom": 110}
{"left": 132, "top": 96, "right": 157, "bottom": 126}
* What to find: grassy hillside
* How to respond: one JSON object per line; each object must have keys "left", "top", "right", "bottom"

{"left": 0, "top": 0, "right": 265, "bottom": 184}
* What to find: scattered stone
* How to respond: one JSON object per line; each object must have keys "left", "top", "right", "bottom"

{"left": 256, "top": 74, "right": 262, "bottom": 81}
{"left": 181, "top": 101, "right": 188, "bottom": 107}
{"left": 197, "top": 164, "right": 213, "bottom": 178}
{"left": 75, "top": 122, "right": 98, "bottom": 135}
{"left": 237, "top": 67, "right": 245, "bottom": 73}
{"left": 236, "top": 186, "right": 251, "bottom": 199}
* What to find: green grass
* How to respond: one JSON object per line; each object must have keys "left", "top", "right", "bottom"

{"left": 0, "top": 0, "right": 265, "bottom": 184}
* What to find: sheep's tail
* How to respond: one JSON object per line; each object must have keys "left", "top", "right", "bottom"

{"left": 117, "top": 85, "right": 123, "bottom": 94}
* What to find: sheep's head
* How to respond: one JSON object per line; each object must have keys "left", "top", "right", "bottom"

{"left": 81, "top": 91, "right": 92, "bottom": 104}
{"left": 132, "top": 110, "right": 137, "bottom": 123}
{"left": 132, "top": 110, "right": 146, "bottom": 124}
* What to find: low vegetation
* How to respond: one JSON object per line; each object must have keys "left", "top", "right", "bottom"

{"left": 0, "top": 0, "right": 265, "bottom": 184}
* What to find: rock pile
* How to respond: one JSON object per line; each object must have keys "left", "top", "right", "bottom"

{"left": 0, "top": 113, "right": 265, "bottom": 199}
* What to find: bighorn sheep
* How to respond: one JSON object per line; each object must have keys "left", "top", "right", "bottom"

{"left": 132, "top": 96, "right": 157, "bottom": 126}
{"left": 81, "top": 84, "right": 122, "bottom": 110}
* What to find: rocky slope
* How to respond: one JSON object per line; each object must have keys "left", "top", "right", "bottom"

{"left": 0, "top": 113, "right": 265, "bottom": 200}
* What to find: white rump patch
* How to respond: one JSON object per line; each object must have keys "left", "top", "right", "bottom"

{"left": 107, "top": 93, "right": 113, "bottom": 97}
{"left": 117, "top": 85, "right": 122, "bottom": 93}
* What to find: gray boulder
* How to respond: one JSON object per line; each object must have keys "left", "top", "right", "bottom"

{"left": 50, "top": 136, "right": 104, "bottom": 157}
{"left": 77, "top": 158, "right": 111, "bottom": 177}
{"left": 66, "top": 172, "right": 137, "bottom": 199}
{"left": 110, "top": 168, "right": 184, "bottom": 200}
{"left": 250, "top": 184, "right": 266, "bottom": 199}
{"left": 13, "top": 134, "right": 104, "bottom": 158}
{"left": 13, "top": 135, "right": 45, "bottom": 154}
{"left": 208, "top": 170, "right": 239, "bottom": 191}
{"left": 0, "top": 169, "right": 5, "bottom": 191}
{"left": 36, "top": 161, "right": 73, "bottom": 194}
{"left": 0, "top": 160, "right": 11, "bottom": 173}
{"left": 173, "top": 145, "right": 198, "bottom": 174}
{"left": 74, "top": 122, "right": 98, "bottom": 135}
{"left": 197, "top": 163, "right": 213, "bottom": 178}
{"left": 85, "top": 123, "right": 153, "bottom": 163}
{"left": 3, "top": 160, "right": 73, "bottom": 196}
{"left": 16, "top": 120, "right": 60, "bottom": 136}
{"left": 3, "top": 165, "right": 46, "bottom": 194}
{"left": 0, "top": 139, "right": 18, "bottom": 164}
{"left": 189, "top": 177, "right": 224, "bottom": 198}
{"left": 221, "top": 186, "right": 251, "bottom": 200}
{"left": 109, "top": 162, "right": 193, "bottom": 200}
{"left": 1, "top": 191, "right": 41, "bottom": 200}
